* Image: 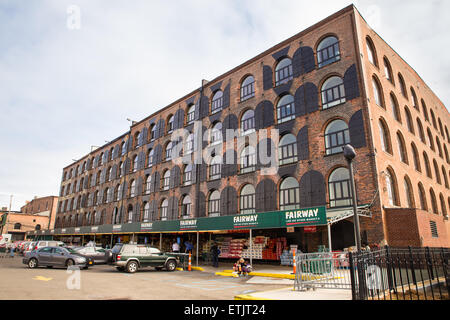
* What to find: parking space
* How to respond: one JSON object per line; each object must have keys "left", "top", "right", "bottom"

{"left": 0, "top": 257, "right": 287, "bottom": 300}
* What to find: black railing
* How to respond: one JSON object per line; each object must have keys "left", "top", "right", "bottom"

{"left": 350, "top": 246, "right": 450, "bottom": 300}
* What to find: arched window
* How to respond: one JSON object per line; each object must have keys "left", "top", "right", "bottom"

{"left": 35, "top": 224, "right": 41, "bottom": 231}
{"left": 279, "top": 134, "right": 298, "bottom": 165}
{"left": 210, "top": 122, "right": 223, "bottom": 145}
{"left": 418, "top": 183, "right": 427, "bottom": 211}
{"left": 430, "top": 109, "right": 437, "bottom": 130}
{"left": 162, "top": 170, "right": 171, "bottom": 191}
{"left": 147, "top": 149, "right": 154, "bottom": 167}
{"left": 321, "top": 76, "right": 346, "bottom": 109}
{"left": 241, "top": 75, "right": 255, "bottom": 101}
{"left": 112, "top": 207, "right": 120, "bottom": 224}
{"left": 325, "top": 119, "right": 350, "bottom": 155}
{"left": 396, "top": 132, "right": 408, "bottom": 164}
{"left": 366, "top": 37, "right": 377, "bottom": 66}
{"left": 442, "top": 166, "right": 449, "bottom": 189}
{"left": 440, "top": 194, "right": 448, "bottom": 218}
{"left": 185, "top": 133, "right": 194, "bottom": 154}
{"left": 433, "top": 160, "right": 441, "bottom": 185}
{"left": 119, "top": 162, "right": 124, "bottom": 177}
{"left": 275, "top": 57, "right": 293, "bottom": 86}
{"left": 209, "top": 155, "right": 222, "bottom": 181}
{"left": 208, "top": 191, "right": 221, "bottom": 217}
{"left": 14, "top": 223, "right": 21, "bottom": 230}
{"left": 240, "top": 184, "right": 256, "bottom": 214}
{"left": 130, "top": 180, "right": 136, "bottom": 197}
{"left": 422, "top": 100, "right": 429, "bottom": 122}
{"left": 429, "top": 189, "right": 438, "bottom": 214}
{"left": 372, "top": 77, "right": 384, "bottom": 107}
{"left": 383, "top": 57, "right": 394, "bottom": 83}
{"left": 411, "top": 143, "right": 421, "bottom": 172}
{"left": 445, "top": 144, "right": 450, "bottom": 164}
{"left": 417, "top": 118, "right": 425, "bottom": 143}
{"left": 186, "top": 104, "right": 195, "bottom": 125}
{"left": 446, "top": 126, "right": 450, "bottom": 143}
{"left": 121, "top": 141, "right": 127, "bottom": 156}
{"left": 104, "top": 188, "right": 109, "bottom": 203}
{"left": 317, "top": 36, "right": 340, "bottom": 68}
{"left": 211, "top": 90, "right": 223, "bottom": 114}
{"left": 276, "top": 94, "right": 295, "bottom": 124}
{"left": 438, "top": 118, "right": 444, "bottom": 137}
{"left": 183, "top": 164, "right": 193, "bottom": 186}
{"left": 143, "top": 202, "right": 150, "bottom": 222}
{"left": 117, "top": 184, "right": 122, "bottom": 201}
{"left": 328, "top": 168, "right": 352, "bottom": 208}
{"left": 379, "top": 119, "right": 392, "bottom": 154}
{"left": 167, "top": 115, "right": 174, "bottom": 134}
{"left": 404, "top": 176, "right": 415, "bottom": 209}
{"left": 165, "top": 142, "right": 173, "bottom": 161}
{"left": 240, "top": 145, "right": 256, "bottom": 174}
{"left": 134, "top": 131, "right": 141, "bottom": 149}
{"left": 240, "top": 109, "right": 255, "bottom": 134}
{"left": 427, "top": 128, "right": 435, "bottom": 151}
{"left": 405, "top": 107, "right": 414, "bottom": 134}
{"left": 423, "top": 152, "right": 432, "bottom": 178}
{"left": 160, "top": 199, "right": 168, "bottom": 220}
{"left": 436, "top": 137, "right": 443, "bottom": 158}
{"left": 398, "top": 73, "right": 407, "bottom": 99}
{"left": 385, "top": 168, "right": 398, "bottom": 206}
{"left": 390, "top": 94, "right": 401, "bottom": 122}
{"left": 280, "top": 177, "right": 300, "bottom": 210}
{"left": 106, "top": 167, "right": 112, "bottom": 181}
{"left": 150, "top": 124, "right": 157, "bottom": 141}
{"left": 410, "top": 87, "right": 418, "bottom": 110}
{"left": 181, "top": 195, "right": 192, "bottom": 218}
{"left": 126, "top": 205, "right": 133, "bottom": 223}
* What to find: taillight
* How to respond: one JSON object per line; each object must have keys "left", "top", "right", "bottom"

{"left": 117, "top": 255, "right": 121, "bottom": 261}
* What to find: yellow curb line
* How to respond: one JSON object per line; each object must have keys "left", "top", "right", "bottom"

{"left": 215, "top": 272, "right": 239, "bottom": 277}
{"left": 234, "top": 287, "right": 294, "bottom": 300}
{"left": 218, "top": 269, "right": 296, "bottom": 280}
{"left": 191, "top": 266, "right": 204, "bottom": 271}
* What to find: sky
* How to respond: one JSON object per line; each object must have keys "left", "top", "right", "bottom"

{"left": 1, "top": 0, "right": 449, "bottom": 211}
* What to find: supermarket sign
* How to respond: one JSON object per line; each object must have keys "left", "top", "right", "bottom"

{"left": 30, "top": 206, "right": 326, "bottom": 235}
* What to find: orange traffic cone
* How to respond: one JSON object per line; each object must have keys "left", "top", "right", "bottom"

{"left": 188, "top": 252, "right": 192, "bottom": 271}
{"left": 293, "top": 249, "right": 297, "bottom": 274}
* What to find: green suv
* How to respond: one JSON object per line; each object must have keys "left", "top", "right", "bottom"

{"left": 110, "top": 244, "right": 180, "bottom": 273}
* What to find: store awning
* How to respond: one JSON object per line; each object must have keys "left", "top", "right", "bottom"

{"left": 326, "top": 204, "right": 372, "bottom": 225}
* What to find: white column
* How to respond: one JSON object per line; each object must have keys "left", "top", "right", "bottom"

{"left": 196, "top": 232, "right": 199, "bottom": 266}
{"left": 327, "top": 223, "right": 332, "bottom": 252}
{"left": 249, "top": 229, "right": 253, "bottom": 267}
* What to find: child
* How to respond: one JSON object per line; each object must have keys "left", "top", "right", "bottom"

{"left": 233, "top": 258, "right": 251, "bottom": 277}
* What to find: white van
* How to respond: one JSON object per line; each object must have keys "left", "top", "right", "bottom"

{"left": 25, "top": 240, "right": 65, "bottom": 253}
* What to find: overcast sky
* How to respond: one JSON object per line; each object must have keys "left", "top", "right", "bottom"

{"left": 1, "top": 0, "right": 449, "bottom": 211}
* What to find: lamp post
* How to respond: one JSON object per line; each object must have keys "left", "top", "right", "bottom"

{"left": 343, "top": 145, "right": 362, "bottom": 252}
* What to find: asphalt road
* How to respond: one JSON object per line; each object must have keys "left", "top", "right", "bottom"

{"left": 0, "top": 256, "right": 286, "bottom": 300}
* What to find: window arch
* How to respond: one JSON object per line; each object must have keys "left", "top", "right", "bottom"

{"left": 423, "top": 152, "right": 432, "bottom": 178}
{"left": 383, "top": 57, "right": 394, "bottom": 83}
{"left": 325, "top": 119, "right": 350, "bottom": 155}
{"left": 372, "top": 76, "right": 384, "bottom": 107}
{"left": 142, "top": 202, "right": 150, "bottom": 222}
{"left": 442, "top": 166, "right": 449, "bottom": 189}
{"left": 321, "top": 76, "right": 346, "bottom": 109}
{"left": 417, "top": 118, "right": 425, "bottom": 143}
{"left": 396, "top": 131, "right": 408, "bottom": 164}
{"left": 440, "top": 194, "right": 448, "bottom": 218}
{"left": 240, "top": 184, "right": 256, "bottom": 214}
{"left": 390, "top": 93, "right": 401, "bottom": 122}
{"left": 317, "top": 36, "right": 340, "bottom": 68}
{"left": 240, "top": 75, "right": 255, "bottom": 101}
{"left": 411, "top": 143, "right": 421, "bottom": 172}
{"left": 410, "top": 87, "right": 419, "bottom": 110}
{"left": 328, "top": 168, "right": 352, "bottom": 208}
{"left": 429, "top": 188, "right": 438, "bottom": 214}
{"left": 444, "top": 144, "right": 449, "bottom": 164}
{"left": 404, "top": 107, "right": 414, "bottom": 134}
{"left": 418, "top": 183, "right": 427, "bottom": 211}
{"left": 430, "top": 109, "right": 437, "bottom": 130}
{"left": 276, "top": 94, "right": 295, "bottom": 123}
{"left": 280, "top": 177, "right": 300, "bottom": 210}
{"left": 421, "top": 100, "right": 429, "bottom": 122}
{"left": 240, "top": 109, "right": 255, "bottom": 134}
{"left": 160, "top": 199, "right": 169, "bottom": 221}
{"left": 433, "top": 159, "right": 441, "bottom": 185}
{"left": 209, "top": 155, "right": 222, "bottom": 181}
{"left": 279, "top": 133, "right": 298, "bottom": 165}
{"left": 404, "top": 176, "right": 415, "bottom": 209}
{"left": 181, "top": 195, "right": 192, "bottom": 218}
{"left": 211, "top": 90, "right": 223, "bottom": 114}
{"left": 210, "top": 122, "right": 223, "bottom": 145}
{"left": 208, "top": 190, "right": 221, "bottom": 217}
{"left": 398, "top": 73, "right": 408, "bottom": 99}
{"left": 240, "top": 145, "right": 256, "bottom": 174}
{"left": 436, "top": 137, "right": 443, "bottom": 158}
{"left": 162, "top": 169, "right": 171, "bottom": 191}
{"left": 366, "top": 37, "right": 378, "bottom": 66}
{"left": 130, "top": 180, "right": 136, "bottom": 198}
{"left": 427, "top": 128, "right": 435, "bottom": 151}
{"left": 379, "top": 118, "right": 392, "bottom": 154}
{"left": 275, "top": 57, "right": 293, "bottom": 86}
{"left": 183, "top": 164, "right": 193, "bottom": 186}
{"left": 385, "top": 168, "right": 398, "bottom": 206}
{"left": 186, "top": 104, "right": 195, "bottom": 125}
{"left": 167, "top": 115, "right": 174, "bottom": 134}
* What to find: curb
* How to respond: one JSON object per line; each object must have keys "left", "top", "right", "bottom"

{"left": 217, "top": 269, "right": 295, "bottom": 280}
{"left": 234, "top": 287, "right": 294, "bottom": 300}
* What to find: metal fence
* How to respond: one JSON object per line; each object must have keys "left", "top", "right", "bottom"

{"left": 350, "top": 247, "right": 449, "bottom": 300}
{"left": 294, "top": 252, "right": 353, "bottom": 291}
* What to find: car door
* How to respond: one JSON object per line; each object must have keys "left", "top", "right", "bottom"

{"left": 148, "top": 247, "right": 166, "bottom": 267}
{"left": 37, "top": 247, "right": 53, "bottom": 265}
{"left": 51, "top": 247, "right": 67, "bottom": 266}
{"left": 94, "top": 248, "right": 107, "bottom": 263}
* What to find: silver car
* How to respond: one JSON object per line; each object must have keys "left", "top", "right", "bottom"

{"left": 23, "top": 246, "right": 93, "bottom": 269}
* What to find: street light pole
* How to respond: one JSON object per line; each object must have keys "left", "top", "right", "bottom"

{"left": 343, "top": 145, "right": 362, "bottom": 252}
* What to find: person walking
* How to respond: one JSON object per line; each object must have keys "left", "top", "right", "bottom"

{"left": 210, "top": 243, "right": 220, "bottom": 268}
{"left": 9, "top": 246, "right": 15, "bottom": 258}
{"left": 184, "top": 240, "right": 193, "bottom": 254}
{"left": 172, "top": 241, "right": 180, "bottom": 253}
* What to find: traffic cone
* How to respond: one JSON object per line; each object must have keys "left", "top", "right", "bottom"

{"left": 188, "top": 252, "right": 192, "bottom": 271}
{"left": 292, "top": 249, "right": 296, "bottom": 274}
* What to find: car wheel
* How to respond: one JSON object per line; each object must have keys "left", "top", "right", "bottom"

{"left": 126, "top": 261, "right": 138, "bottom": 273}
{"left": 165, "top": 259, "right": 177, "bottom": 272}
{"left": 66, "top": 259, "right": 75, "bottom": 268}
{"left": 28, "top": 258, "right": 38, "bottom": 269}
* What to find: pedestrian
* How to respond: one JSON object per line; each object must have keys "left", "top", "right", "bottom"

{"left": 172, "top": 241, "right": 180, "bottom": 253}
{"left": 184, "top": 240, "right": 193, "bottom": 254}
{"left": 210, "top": 243, "right": 220, "bottom": 268}
{"left": 10, "top": 246, "right": 14, "bottom": 258}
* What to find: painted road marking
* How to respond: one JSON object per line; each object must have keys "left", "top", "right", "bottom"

{"left": 33, "top": 276, "right": 52, "bottom": 281}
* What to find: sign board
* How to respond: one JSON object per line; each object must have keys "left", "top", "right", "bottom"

{"left": 286, "top": 227, "right": 295, "bottom": 233}
{"left": 304, "top": 226, "right": 317, "bottom": 233}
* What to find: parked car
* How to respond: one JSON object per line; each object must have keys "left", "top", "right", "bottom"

{"left": 17, "top": 241, "right": 31, "bottom": 255}
{"left": 25, "top": 240, "right": 65, "bottom": 254}
{"left": 23, "top": 246, "right": 94, "bottom": 269}
{"left": 110, "top": 244, "right": 180, "bottom": 273}
{"left": 71, "top": 246, "right": 112, "bottom": 264}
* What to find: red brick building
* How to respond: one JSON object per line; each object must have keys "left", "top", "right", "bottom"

{"left": 50, "top": 5, "right": 449, "bottom": 251}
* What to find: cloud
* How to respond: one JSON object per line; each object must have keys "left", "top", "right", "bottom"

{"left": 0, "top": 0, "right": 448, "bottom": 210}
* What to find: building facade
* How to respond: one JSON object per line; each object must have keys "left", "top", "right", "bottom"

{"left": 49, "top": 5, "right": 449, "bottom": 251}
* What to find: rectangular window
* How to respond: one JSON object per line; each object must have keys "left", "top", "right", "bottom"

{"left": 430, "top": 221, "right": 438, "bottom": 238}
{"left": 280, "top": 187, "right": 300, "bottom": 211}
{"left": 322, "top": 84, "right": 346, "bottom": 109}
{"left": 240, "top": 82, "right": 255, "bottom": 101}
{"left": 187, "top": 110, "right": 195, "bottom": 124}
{"left": 240, "top": 152, "right": 256, "bottom": 174}
{"left": 209, "top": 164, "right": 222, "bottom": 180}
{"left": 277, "top": 102, "right": 295, "bottom": 124}
{"left": 208, "top": 199, "right": 220, "bottom": 217}
{"left": 240, "top": 194, "right": 255, "bottom": 214}
{"left": 275, "top": 65, "right": 293, "bottom": 86}
{"left": 329, "top": 179, "right": 353, "bottom": 208}
{"left": 279, "top": 142, "right": 298, "bottom": 165}
{"left": 318, "top": 43, "right": 341, "bottom": 68}
{"left": 325, "top": 129, "right": 350, "bottom": 155}
{"left": 211, "top": 97, "right": 223, "bottom": 114}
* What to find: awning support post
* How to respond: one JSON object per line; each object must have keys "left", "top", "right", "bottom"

{"left": 196, "top": 232, "right": 199, "bottom": 267}
{"left": 327, "top": 223, "right": 332, "bottom": 253}
{"left": 250, "top": 229, "right": 253, "bottom": 267}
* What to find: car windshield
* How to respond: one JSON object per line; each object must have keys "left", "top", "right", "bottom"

{"left": 65, "top": 248, "right": 78, "bottom": 254}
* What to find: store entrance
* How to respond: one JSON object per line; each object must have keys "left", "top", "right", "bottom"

{"left": 331, "top": 220, "right": 355, "bottom": 250}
